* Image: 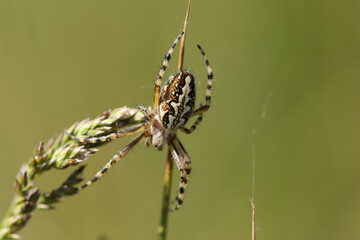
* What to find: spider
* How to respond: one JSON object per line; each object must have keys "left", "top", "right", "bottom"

{"left": 71, "top": 32, "right": 214, "bottom": 211}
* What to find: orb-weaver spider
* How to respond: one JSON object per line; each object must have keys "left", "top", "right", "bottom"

{"left": 71, "top": 32, "right": 213, "bottom": 211}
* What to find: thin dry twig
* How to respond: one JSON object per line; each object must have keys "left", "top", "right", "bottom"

{"left": 250, "top": 198, "right": 255, "bottom": 240}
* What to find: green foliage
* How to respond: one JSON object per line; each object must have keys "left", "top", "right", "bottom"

{"left": 0, "top": 107, "right": 145, "bottom": 240}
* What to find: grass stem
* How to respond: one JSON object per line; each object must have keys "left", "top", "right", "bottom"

{"left": 158, "top": 150, "right": 174, "bottom": 240}
{"left": 158, "top": 2, "right": 191, "bottom": 239}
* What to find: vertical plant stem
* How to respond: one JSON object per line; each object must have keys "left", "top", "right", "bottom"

{"left": 158, "top": 2, "right": 190, "bottom": 239}
{"left": 158, "top": 149, "right": 174, "bottom": 240}
{"left": 177, "top": 0, "right": 191, "bottom": 72}
{"left": 250, "top": 198, "right": 256, "bottom": 240}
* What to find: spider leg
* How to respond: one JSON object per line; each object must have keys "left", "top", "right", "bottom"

{"left": 168, "top": 137, "right": 192, "bottom": 211}
{"left": 180, "top": 114, "right": 202, "bottom": 134}
{"left": 191, "top": 45, "right": 214, "bottom": 116}
{"left": 169, "top": 142, "right": 189, "bottom": 211}
{"left": 153, "top": 32, "right": 184, "bottom": 114}
{"left": 173, "top": 136, "right": 192, "bottom": 172}
{"left": 137, "top": 104, "right": 155, "bottom": 120}
{"left": 181, "top": 103, "right": 203, "bottom": 134}
{"left": 145, "top": 136, "right": 152, "bottom": 147}
{"left": 78, "top": 132, "right": 148, "bottom": 190}
{"left": 69, "top": 123, "right": 148, "bottom": 144}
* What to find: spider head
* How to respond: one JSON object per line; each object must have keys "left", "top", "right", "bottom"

{"left": 150, "top": 116, "right": 174, "bottom": 150}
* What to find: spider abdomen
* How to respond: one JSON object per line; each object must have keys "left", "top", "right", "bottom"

{"left": 159, "top": 71, "right": 196, "bottom": 130}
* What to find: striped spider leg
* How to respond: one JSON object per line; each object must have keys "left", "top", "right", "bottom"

{"left": 69, "top": 123, "right": 148, "bottom": 145}
{"left": 168, "top": 136, "right": 192, "bottom": 211}
{"left": 189, "top": 45, "right": 213, "bottom": 116}
{"left": 78, "top": 131, "right": 148, "bottom": 190}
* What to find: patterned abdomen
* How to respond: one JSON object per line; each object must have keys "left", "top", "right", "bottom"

{"left": 159, "top": 72, "right": 196, "bottom": 130}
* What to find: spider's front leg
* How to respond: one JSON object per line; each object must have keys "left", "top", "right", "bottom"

{"left": 173, "top": 137, "right": 191, "bottom": 171}
{"left": 169, "top": 143, "right": 188, "bottom": 211}
{"left": 68, "top": 123, "right": 148, "bottom": 145}
{"left": 169, "top": 137, "right": 192, "bottom": 211}
{"left": 78, "top": 132, "right": 148, "bottom": 190}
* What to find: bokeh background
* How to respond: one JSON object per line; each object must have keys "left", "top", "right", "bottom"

{"left": 1, "top": 0, "right": 360, "bottom": 239}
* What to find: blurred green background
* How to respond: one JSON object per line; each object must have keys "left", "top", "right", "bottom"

{"left": 1, "top": 0, "right": 360, "bottom": 239}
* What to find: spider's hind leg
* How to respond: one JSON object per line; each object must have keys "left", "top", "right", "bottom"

{"left": 153, "top": 32, "right": 184, "bottom": 114}
{"left": 181, "top": 104, "right": 204, "bottom": 134}
{"left": 191, "top": 45, "right": 214, "bottom": 117}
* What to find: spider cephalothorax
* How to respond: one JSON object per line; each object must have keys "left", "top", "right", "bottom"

{"left": 71, "top": 32, "right": 213, "bottom": 211}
